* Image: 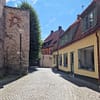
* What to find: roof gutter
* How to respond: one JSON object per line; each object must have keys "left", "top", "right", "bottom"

{"left": 96, "top": 32, "right": 100, "bottom": 81}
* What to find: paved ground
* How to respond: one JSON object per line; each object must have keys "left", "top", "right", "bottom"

{"left": 0, "top": 68, "right": 100, "bottom": 100}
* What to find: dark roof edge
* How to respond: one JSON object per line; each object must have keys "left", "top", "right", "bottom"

{"left": 80, "top": 0, "right": 96, "bottom": 17}
{"left": 42, "top": 45, "right": 53, "bottom": 49}
{"left": 60, "top": 20, "right": 80, "bottom": 38}
{"left": 54, "top": 25, "right": 100, "bottom": 52}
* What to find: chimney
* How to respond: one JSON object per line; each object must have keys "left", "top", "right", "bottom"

{"left": 58, "top": 26, "right": 62, "bottom": 30}
{"left": 77, "top": 14, "right": 81, "bottom": 20}
{"left": 50, "top": 30, "right": 54, "bottom": 35}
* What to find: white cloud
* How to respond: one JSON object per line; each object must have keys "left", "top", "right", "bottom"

{"left": 6, "top": 0, "right": 16, "bottom": 3}
{"left": 45, "top": 17, "right": 56, "bottom": 27}
{"left": 6, "top": 0, "right": 38, "bottom": 5}
{"left": 14, "top": 3, "right": 17, "bottom": 7}
{"left": 68, "top": 9, "right": 76, "bottom": 15}
{"left": 32, "top": 0, "right": 38, "bottom": 4}
{"left": 6, "top": 0, "right": 10, "bottom": 2}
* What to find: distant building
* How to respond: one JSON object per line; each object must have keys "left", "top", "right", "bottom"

{"left": 40, "top": 26, "right": 64, "bottom": 67}
{"left": 0, "top": 0, "right": 30, "bottom": 76}
{"left": 53, "top": 0, "right": 100, "bottom": 80}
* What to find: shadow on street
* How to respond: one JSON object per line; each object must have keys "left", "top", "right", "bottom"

{"left": 0, "top": 66, "right": 38, "bottom": 89}
{"left": 52, "top": 68, "right": 100, "bottom": 93}
{"left": 28, "top": 66, "right": 38, "bottom": 73}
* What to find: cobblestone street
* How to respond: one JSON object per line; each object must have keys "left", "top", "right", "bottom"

{"left": 0, "top": 68, "right": 100, "bottom": 100}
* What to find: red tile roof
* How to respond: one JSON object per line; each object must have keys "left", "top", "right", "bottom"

{"left": 58, "top": 21, "right": 100, "bottom": 51}
{"left": 42, "top": 27, "right": 64, "bottom": 49}
{"left": 54, "top": 0, "right": 100, "bottom": 51}
{"left": 43, "top": 0, "right": 100, "bottom": 51}
{"left": 60, "top": 20, "right": 80, "bottom": 39}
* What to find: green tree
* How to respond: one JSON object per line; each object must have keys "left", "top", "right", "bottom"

{"left": 18, "top": 1, "right": 41, "bottom": 66}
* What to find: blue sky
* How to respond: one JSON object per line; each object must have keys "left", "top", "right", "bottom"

{"left": 6, "top": 0, "right": 93, "bottom": 40}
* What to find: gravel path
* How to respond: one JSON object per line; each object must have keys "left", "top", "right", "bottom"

{"left": 0, "top": 68, "right": 100, "bottom": 100}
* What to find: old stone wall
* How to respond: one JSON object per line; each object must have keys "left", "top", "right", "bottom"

{"left": 0, "top": 0, "right": 6, "bottom": 77}
{"left": 0, "top": 0, "right": 5, "bottom": 17}
{"left": 4, "top": 6, "right": 30, "bottom": 74}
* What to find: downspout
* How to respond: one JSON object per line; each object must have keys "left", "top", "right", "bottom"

{"left": 57, "top": 30, "right": 61, "bottom": 70}
{"left": 57, "top": 39, "right": 59, "bottom": 70}
{"left": 96, "top": 32, "right": 100, "bottom": 81}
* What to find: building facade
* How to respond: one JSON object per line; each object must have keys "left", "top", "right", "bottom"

{"left": 41, "top": 26, "right": 64, "bottom": 67}
{"left": 0, "top": 0, "right": 30, "bottom": 76}
{"left": 53, "top": 0, "right": 100, "bottom": 80}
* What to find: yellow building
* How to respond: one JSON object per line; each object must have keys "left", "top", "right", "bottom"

{"left": 53, "top": 0, "right": 100, "bottom": 80}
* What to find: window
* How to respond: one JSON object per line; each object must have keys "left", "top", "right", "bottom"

{"left": 63, "top": 53, "right": 68, "bottom": 67}
{"left": 85, "top": 15, "right": 89, "bottom": 30}
{"left": 82, "top": 8, "right": 97, "bottom": 32}
{"left": 53, "top": 55, "right": 56, "bottom": 64}
{"left": 50, "top": 49, "right": 52, "bottom": 54}
{"left": 43, "top": 56, "right": 44, "bottom": 59}
{"left": 78, "top": 46, "right": 95, "bottom": 71}
{"left": 89, "top": 12, "right": 94, "bottom": 27}
{"left": 59, "top": 54, "right": 62, "bottom": 66}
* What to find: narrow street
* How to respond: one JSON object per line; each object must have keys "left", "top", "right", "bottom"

{"left": 0, "top": 68, "right": 100, "bottom": 100}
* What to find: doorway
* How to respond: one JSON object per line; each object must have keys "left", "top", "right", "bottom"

{"left": 70, "top": 52, "right": 74, "bottom": 75}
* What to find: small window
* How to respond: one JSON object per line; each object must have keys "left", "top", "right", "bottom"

{"left": 85, "top": 16, "right": 89, "bottom": 30}
{"left": 59, "top": 54, "right": 62, "bottom": 66}
{"left": 89, "top": 12, "right": 94, "bottom": 27}
{"left": 53, "top": 55, "right": 55, "bottom": 64}
{"left": 82, "top": 8, "right": 97, "bottom": 32}
{"left": 63, "top": 53, "right": 68, "bottom": 67}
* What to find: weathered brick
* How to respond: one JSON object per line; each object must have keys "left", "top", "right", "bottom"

{"left": 0, "top": 0, "right": 5, "bottom": 77}
{"left": 4, "top": 6, "right": 30, "bottom": 74}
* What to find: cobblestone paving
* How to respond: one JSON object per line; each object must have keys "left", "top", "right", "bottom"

{"left": 0, "top": 68, "right": 100, "bottom": 100}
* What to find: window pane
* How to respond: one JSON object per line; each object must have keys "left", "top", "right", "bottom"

{"left": 53, "top": 55, "right": 55, "bottom": 64}
{"left": 82, "top": 8, "right": 97, "bottom": 32}
{"left": 78, "top": 46, "right": 95, "bottom": 71}
{"left": 89, "top": 12, "right": 94, "bottom": 27}
{"left": 59, "top": 54, "right": 62, "bottom": 66}
{"left": 63, "top": 53, "right": 68, "bottom": 67}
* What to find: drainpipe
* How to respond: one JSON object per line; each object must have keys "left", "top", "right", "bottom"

{"left": 57, "top": 44, "right": 59, "bottom": 70}
{"left": 56, "top": 38, "right": 59, "bottom": 69}
{"left": 56, "top": 26, "right": 62, "bottom": 70}
{"left": 96, "top": 32, "right": 100, "bottom": 82}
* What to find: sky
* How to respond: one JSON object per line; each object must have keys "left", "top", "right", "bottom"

{"left": 6, "top": 0, "right": 93, "bottom": 40}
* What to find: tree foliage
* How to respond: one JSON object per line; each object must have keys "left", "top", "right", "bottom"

{"left": 18, "top": 1, "right": 41, "bottom": 66}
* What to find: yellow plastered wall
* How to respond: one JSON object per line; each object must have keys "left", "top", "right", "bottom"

{"left": 98, "top": 31, "right": 100, "bottom": 57}
{"left": 54, "top": 33, "right": 99, "bottom": 79}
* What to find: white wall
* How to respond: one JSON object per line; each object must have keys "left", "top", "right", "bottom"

{"left": 40, "top": 55, "right": 54, "bottom": 67}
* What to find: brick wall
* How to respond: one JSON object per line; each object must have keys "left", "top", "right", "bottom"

{"left": 0, "top": 0, "right": 5, "bottom": 17}
{"left": 0, "top": 0, "right": 5, "bottom": 77}
{"left": 4, "top": 6, "right": 30, "bottom": 74}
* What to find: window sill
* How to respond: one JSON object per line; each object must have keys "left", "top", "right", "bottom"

{"left": 78, "top": 67, "right": 95, "bottom": 72}
{"left": 63, "top": 66, "right": 68, "bottom": 67}
{"left": 82, "top": 24, "right": 96, "bottom": 35}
